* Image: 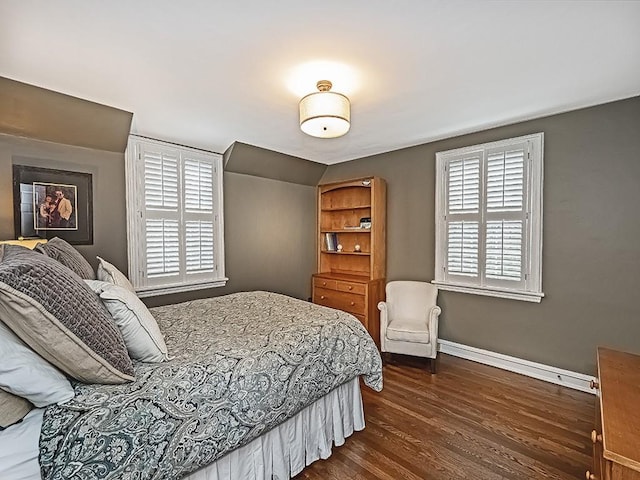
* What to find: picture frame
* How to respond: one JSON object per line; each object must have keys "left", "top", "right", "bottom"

{"left": 12, "top": 165, "right": 93, "bottom": 245}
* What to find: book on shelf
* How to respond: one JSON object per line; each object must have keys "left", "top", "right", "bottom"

{"left": 324, "top": 232, "right": 338, "bottom": 251}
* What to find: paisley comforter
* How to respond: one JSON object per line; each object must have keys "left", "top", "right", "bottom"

{"left": 39, "top": 291, "right": 383, "bottom": 480}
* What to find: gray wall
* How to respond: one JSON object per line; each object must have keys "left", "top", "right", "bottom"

{"left": 321, "top": 96, "right": 640, "bottom": 375}
{"left": 0, "top": 134, "right": 127, "bottom": 272}
{"left": 146, "top": 171, "right": 316, "bottom": 307}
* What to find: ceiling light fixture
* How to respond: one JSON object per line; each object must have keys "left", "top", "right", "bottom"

{"left": 299, "top": 80, "right": 350, "bottom": 138}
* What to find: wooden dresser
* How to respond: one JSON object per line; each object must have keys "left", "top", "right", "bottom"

{"left": 587, "top": 347, "right": 640, "bottom": 480}
{"left": 312, "top": 274, "right": 384, "bottom": 346}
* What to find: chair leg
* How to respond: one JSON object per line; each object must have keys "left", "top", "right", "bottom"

{"left": 382, "top": 352, "right": 392, "bottom": 365}
{"left": 429, "top": 354, "right": 438, "bottom": 374}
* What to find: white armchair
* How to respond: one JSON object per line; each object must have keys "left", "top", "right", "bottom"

{"left": 378, "top": 281, "right": 441, "bottom": 373}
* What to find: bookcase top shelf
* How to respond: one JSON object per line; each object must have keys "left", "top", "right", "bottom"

{"left": 320, "top": 205, "right": 371, "bottom": 212}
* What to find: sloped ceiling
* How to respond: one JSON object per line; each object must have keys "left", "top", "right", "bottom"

{"left": 0, "top": 77, "right": 132, "bottom": 153}
{"left": 1, "top": 1, "right": 638, "bottom": 164}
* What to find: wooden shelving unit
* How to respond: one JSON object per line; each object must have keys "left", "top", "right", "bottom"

{"left": 312, "top": 177, "right": 386, "bottom": 346}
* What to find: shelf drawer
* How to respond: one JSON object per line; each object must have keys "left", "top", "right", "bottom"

{"left": 313, "top": 277, "right": 337, "bottom": 290}
{"left": 336, "top": 281, "right": 366, "bottom": 295}
{"left": 313, "top": 287, "right": 366, "bottom": 315}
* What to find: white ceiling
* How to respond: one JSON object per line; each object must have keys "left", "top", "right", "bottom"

{"left": 1, "top": 1, "right": 639, "bottom": 164}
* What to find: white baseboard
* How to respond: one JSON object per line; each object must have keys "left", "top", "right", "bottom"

{"left": 438, "top": 339, "right": 596, "bottom": 394}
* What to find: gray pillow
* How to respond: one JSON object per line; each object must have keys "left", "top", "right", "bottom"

{"left": 0, "top": 245, "right": 134, "bottom": 384}
{"left": 36, "top": 237, "right": 96, "bottom": 280}
{"left": 0, "top": 389, "right": 33, "bottom": 429}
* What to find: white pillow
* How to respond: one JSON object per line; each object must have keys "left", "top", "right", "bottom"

{"left": 85, "top": 280, "right": 169, "bottom": 363}
{"left": 96, "top": 256, "right": 135, "bottom": 293}
{"left": 0, "top": 321, "right": 74, "bottom": 407}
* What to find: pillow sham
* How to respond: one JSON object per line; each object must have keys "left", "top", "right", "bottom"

{"left": 96, "top": 256, "right": 135, "bottom": 292}
{"left": 36, "top": 237, "right": 95, "bottom": 280}
{"left": 0, "top": 389, "right": 32, "bottom": 429}
{"left": 85, "top": 280, "right": 169, "bottom": 363}
{"left": 0, "top": 321, "right": 74, "bottom": 406}
{"left": 0, "top": 245, "right": 134, "bottom": 384}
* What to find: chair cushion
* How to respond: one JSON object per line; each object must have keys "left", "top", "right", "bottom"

{"left": 385, "top": 318, "right": 430, "bottom": 343}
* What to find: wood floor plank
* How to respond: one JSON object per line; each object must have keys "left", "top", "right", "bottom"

{"left": 294, "top": 353, "right": 594, "bottom": 479}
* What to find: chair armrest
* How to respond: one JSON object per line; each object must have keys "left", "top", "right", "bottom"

{"left": 378, "top": 302, "right": 388, "bottom": 351}
{"left": 428, "top": 305, "right": 441, "bottom": 351}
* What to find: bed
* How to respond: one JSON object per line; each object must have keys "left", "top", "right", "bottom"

{"left": 1, "top": 290, "right": 382, "bottom": 480}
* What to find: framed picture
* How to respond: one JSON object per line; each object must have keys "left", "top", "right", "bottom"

{"left": 13, "top": 165, "right": 93, "bottom": 245}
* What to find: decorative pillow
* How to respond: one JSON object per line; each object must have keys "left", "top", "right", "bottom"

{"left": 96, "top": 256, "right": 135, "bottom": 292}
{"left": 0, "top": 321, "right": 74, "bottom": 406}
{"left": 85, "top": 280, "right": 169, "bottom": 363}
{"left": 0, "top": 389, "right": 32, "bottom": 429}
{"left": 35, "top": 237, "right": 95, "bottom": 280}
{"left": 0, "top": 245, "right": 135, "bottom": 384}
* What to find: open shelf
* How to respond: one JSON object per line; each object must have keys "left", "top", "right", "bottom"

{"left": 321, "top": 250, "right": 371, "bottom": 256}
{"left": 321, "top": 205, "right": 371, "bottom": 212}
{"left": 320, "top": 228, "right": 371, "bottom": 234}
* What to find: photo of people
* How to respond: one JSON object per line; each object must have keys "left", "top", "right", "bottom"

{"left": 33, "top": 182, "right": 78, "bottom": 230}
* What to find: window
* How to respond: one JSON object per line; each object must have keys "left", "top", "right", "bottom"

{"left": 126, "top": 135, "right": 226, "bottom": 297}
{"left": 434, "top": 133, "right": 543, "bottom": 302}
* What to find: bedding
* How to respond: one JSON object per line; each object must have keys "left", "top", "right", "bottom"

{"left": 85, "top": 280, "right": 169, "bottom": 362}
{"left": 35, "top": 237, "right": 96, "bottom": 280}
{"left": 0, "top": 389, "right": 33, "bottom": 429}
{"left": 0, "top": 245, "right": 134, "bottom": 384}
{"left": 0, "top": 321, "right": 74, "bottom": 408}
{"left": 39, "top": 291, "right": 382, "bottom": 480}
{"left": 96, "top": 256, "right": 135, "bottom": 292}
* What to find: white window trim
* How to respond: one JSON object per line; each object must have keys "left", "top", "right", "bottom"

{"left": 433, "top": 133, "right": 544, "bottom": 303}
{"left": 125, "top": 135, "right": 227, "bottom": 296}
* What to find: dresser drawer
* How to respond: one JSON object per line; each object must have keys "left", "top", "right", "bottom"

{"left": 313, "top": 277, "right": 337, "bottom": 290}
{"left": 313, "top": 287, "right": 366, "bottom": 315}
{"left": 336, "top": 281, "right": 366, "bottom": 295}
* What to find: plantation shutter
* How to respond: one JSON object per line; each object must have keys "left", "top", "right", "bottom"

{"left": 435, "top": 133, "right": 542, "bottom": 302}
{"left": 142, "top": 146, "right": 181, "bottom": 281}
{"left": 444, "top": 153, "right": 481, "bottom": 279}
{"left": 127, "top": 136, "right": 226, "bottom": 295}
{"left": 483, "top": 143, "right": 528, "bottom": 289}
{"left": 183, "top": 157, "right": 215, "bottom": 275}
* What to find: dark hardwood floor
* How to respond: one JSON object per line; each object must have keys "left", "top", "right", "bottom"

{"left": 295, "top": 353, "right": 595, "bottom": 480}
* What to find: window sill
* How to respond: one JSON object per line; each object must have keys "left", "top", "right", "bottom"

{"left": 136, "top": 278, "right": 229, "bottom": 298}
{"left": 431, "top": 281, "right": 544, "bottom": 303}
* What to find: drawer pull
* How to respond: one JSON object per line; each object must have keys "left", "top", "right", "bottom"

{"left": 350, "top": 301, "right": 355, "bottom": 306}
{"left": 590, "top": 430, "right": 602, "bottom": 444}
{"left": 590, "top": 379, "right": 600, "bottom": 390}
{"left": 320, "top": 295, "right": 326, "bottom": 300}
{"left": 322, "top": 281, "right": 327, "bottom": 286}
{"left": 348, "top": 286, "right": 353, "bottom": 290}
{"left": 585, "top": 471, "right": 597, "bottom": 480}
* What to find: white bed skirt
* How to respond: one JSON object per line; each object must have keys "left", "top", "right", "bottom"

{"left": 0, "top": 377, "right": 364, "bottom": 480}
{"left": 185, "top": 377, "right": 365, "bottom": 480}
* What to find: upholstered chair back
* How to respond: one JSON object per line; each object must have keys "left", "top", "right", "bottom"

{"left": 385, "top": 281, "right": 438, "bottom": 326}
